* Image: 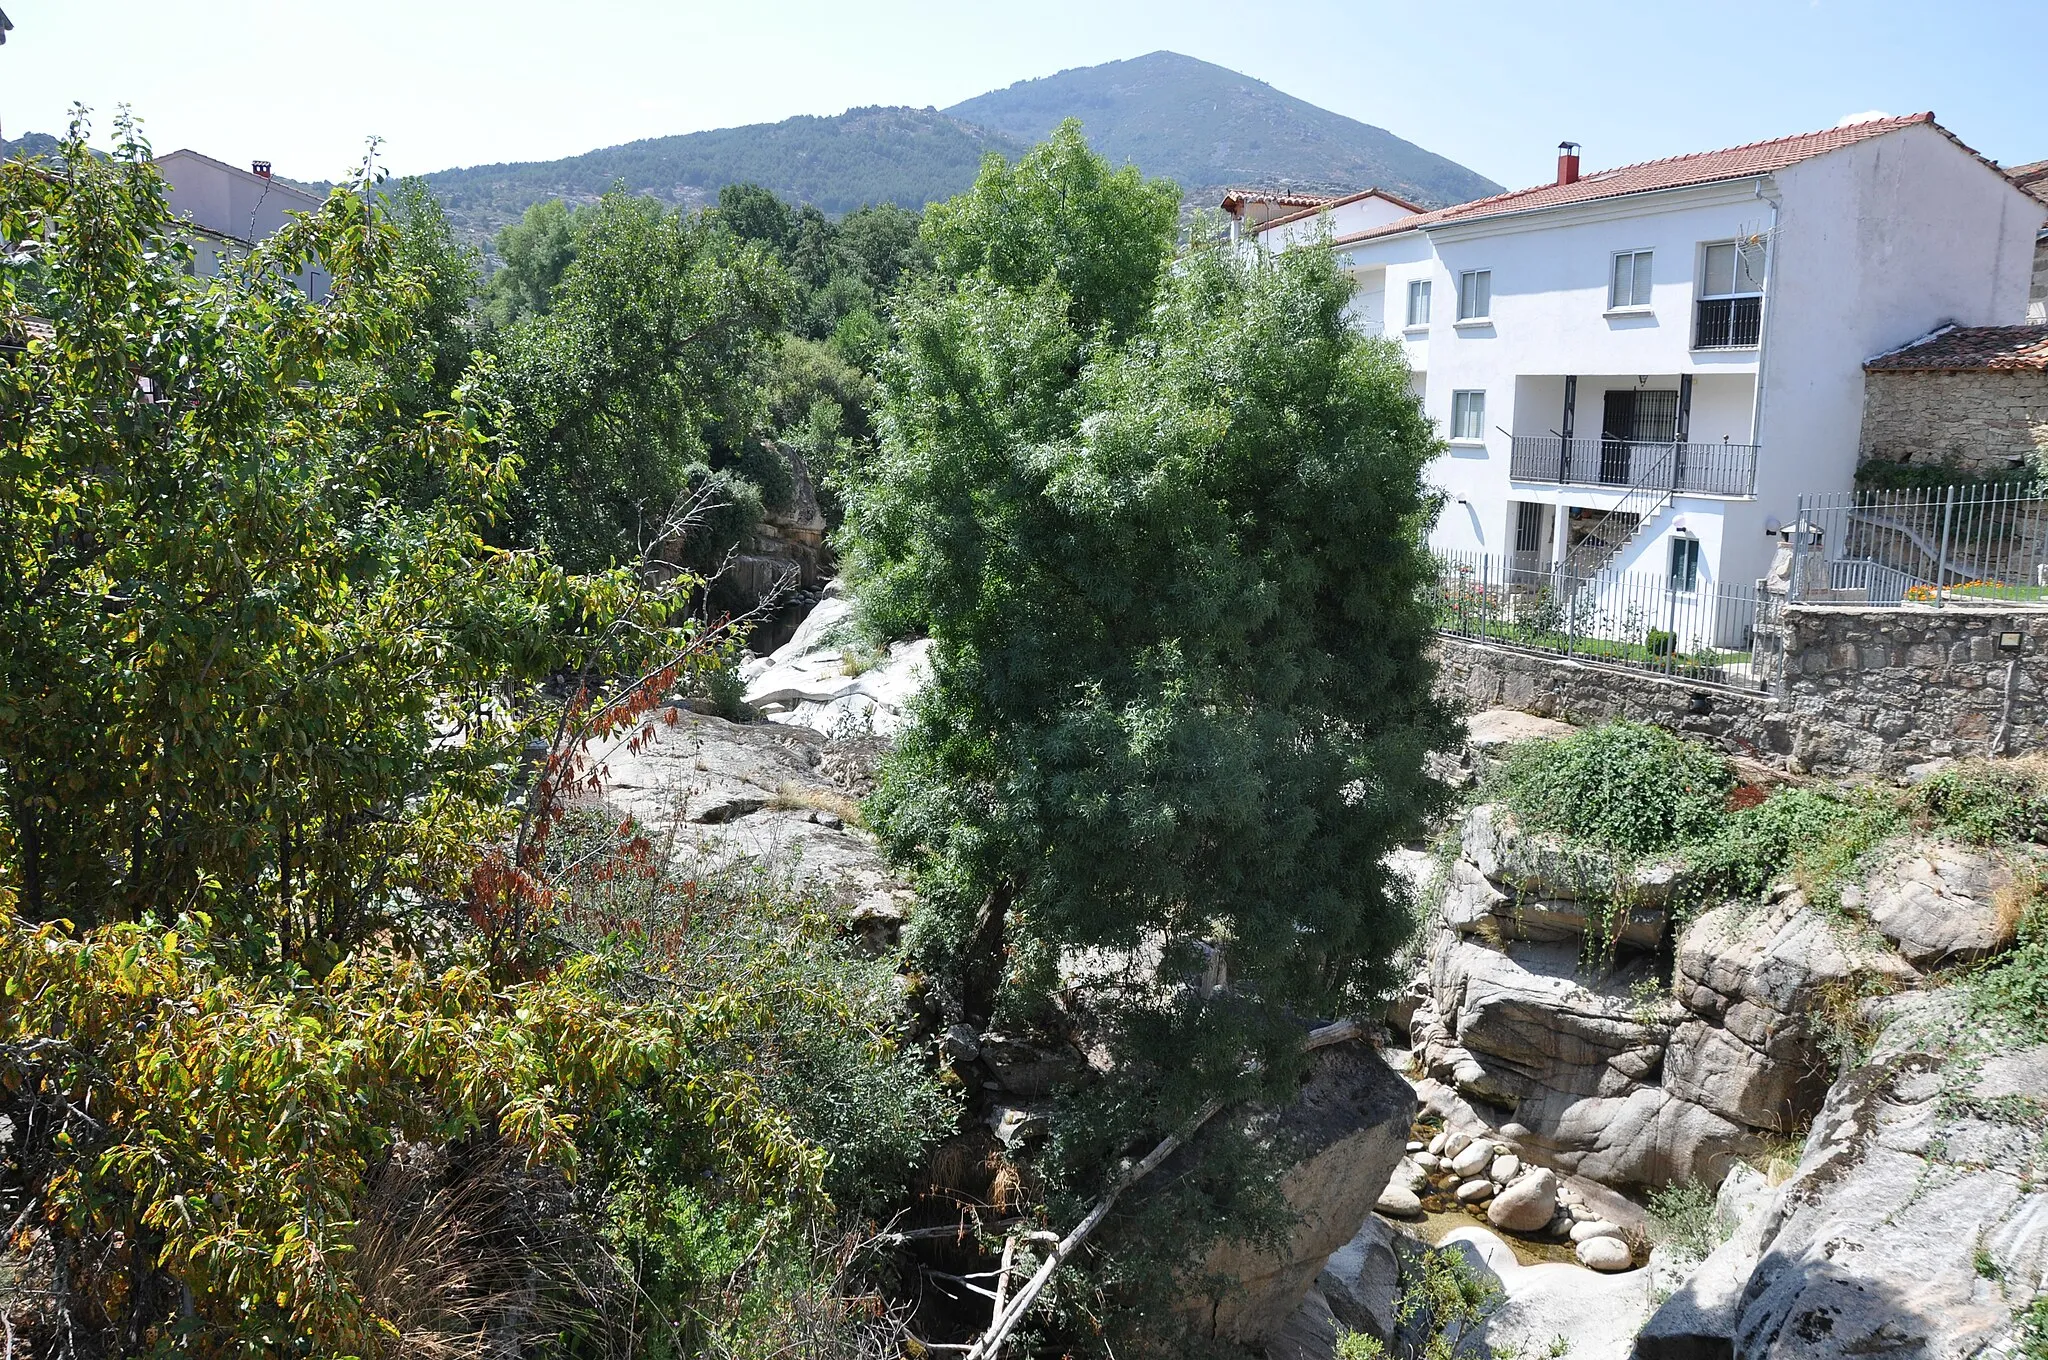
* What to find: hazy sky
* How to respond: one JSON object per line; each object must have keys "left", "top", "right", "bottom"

{"left": 4, "top": 0, "right": 2043, "bottom": 192}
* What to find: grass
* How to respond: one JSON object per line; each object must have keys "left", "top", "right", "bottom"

{"left": 1905, "top": 582, "right": 2048, "bottom": 604}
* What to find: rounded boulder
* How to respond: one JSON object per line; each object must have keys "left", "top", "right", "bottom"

{"left": 1577, "top": 1235, "right": 1634, "bottom": 1272}
{"left": 1485, "top": 1167, "right": 1558, "bottom": 1233}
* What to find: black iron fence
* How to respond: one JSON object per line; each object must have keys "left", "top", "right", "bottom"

{"left": 1507, "top": 437, "right": 1760, "bottom": 498}
{"left": 1430, "top": 550, "right": 1780, "bottom": 690}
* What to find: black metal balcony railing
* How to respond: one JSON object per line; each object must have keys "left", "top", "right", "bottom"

{"left": 1694, "top": 295, "right": 1762, "bottom": 349}
{"left": 1507, "top": 437, "right": 1760, "bottom": 497}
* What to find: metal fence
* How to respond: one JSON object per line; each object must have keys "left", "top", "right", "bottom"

{"left": 1789, "top": 481, "right": 2048, "bottom": 606}
{"left": 1430, "top": 550, "right": 1780, "bottom": 691}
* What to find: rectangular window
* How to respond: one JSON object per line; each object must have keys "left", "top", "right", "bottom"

{"left": 1670, "top": 536, "right": 1701, "bottom": 591}
{"left": 1695, "top": 238, "right": 1765, "bottom": 348}
{"left": 1610, "top": 250, "right": 1653, "bottom": 309}
{"left": 1451, "top": 390, "right": 1486, "bottom": 441}
{"left": 1407, "top": 278, "right": 1431, "bottom": 327}
{"left": 1457, "top": 269, "right": 1491, "bottom": 321}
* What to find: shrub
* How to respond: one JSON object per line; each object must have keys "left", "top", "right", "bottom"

{"left": 1685, "top": 785, "right": 1901, "bottom": 906}
{"left": 1969, "top": 886, "right": 2048, "bottom": 1043}
{"left": 1498, "top": 721, "right": 1733, "bottom": 856}
{"left": 1911, "top": 758, "right": 2048, "bottom": 845}
{"left": 1645, "top": 1179, "right": 1718, "bottom": 1261}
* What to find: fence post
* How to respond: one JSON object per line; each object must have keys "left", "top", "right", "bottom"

{"left": 1936, "top": 484, "right": 1956, "bottom": 607}
{"left": 1790, "top": 495, "right": 1809, "bottom": 605}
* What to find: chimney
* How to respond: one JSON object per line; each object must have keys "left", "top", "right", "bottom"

{"left": 251, "top": 160, "right": 272, "bottom": 179}
{"left": 1556, "top": 142, "right": 1581, "bottom": 186}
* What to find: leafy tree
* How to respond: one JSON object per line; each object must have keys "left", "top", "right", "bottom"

{"left": 381, "top": 175, "right": 483, "bottom": 417}
{"left": 485, "top": 189, "right": 792, "bottom": 571}
{"left": 919, "top": 118, "right": 1180, "bottom": 343}
{"left": 0, "top": 115, "right": 683, "bottom": 958}
{"left": 847, "top": 127, "right": 1453, "bottom": 1097}
{"left": 716, "top": 179, "right": 797, "bottom": 254}
{"left": 484, "top": 194, "right": 580, "bottom": 326}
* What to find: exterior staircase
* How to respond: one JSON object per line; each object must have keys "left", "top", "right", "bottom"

{"left": 1559, "top": 443, "right": 1686, "bottom": 580}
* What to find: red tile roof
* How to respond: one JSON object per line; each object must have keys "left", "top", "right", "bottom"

{"left": 1250, "top": 185, "right": 1427, "bottom": 233}
{"left": 1332, "top": 113, "right": 1953, "bottom": 247}
{"left": 2008, "top": 159, "right": 2048, "bottom": 209}
{"left": 1865, "top": 325, "right": 2048, "bottom": 373}
{"left": 1218, "top": 188, "right": 1339, "bottom": 215}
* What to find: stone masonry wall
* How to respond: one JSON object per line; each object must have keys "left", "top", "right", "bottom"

{"left": 1858, "top": 368, "right": 2048, "bottom": 475}
{"left": 1436, "top": 602, "right": 2048, "bottom": 776}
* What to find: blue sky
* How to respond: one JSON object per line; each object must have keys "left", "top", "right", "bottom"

{"left": 3, "top": 0, "right": 2042, "bottom": 192}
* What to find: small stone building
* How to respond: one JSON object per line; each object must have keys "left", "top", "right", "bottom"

{"left": 1859, "top": 325, "right": 2048, "bottom": 475}
{"left": 2010, "top": 159, "right": 2047, "bottom": 323}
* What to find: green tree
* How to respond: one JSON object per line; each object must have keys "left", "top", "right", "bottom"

{"left": 381, "top": 175, "right": 482, "bottom": 417}
{"left": 714, "top": 179, "right": 796, "bottom": 254}
{"left": 486, "top": 189, "right": 792, "bottom": 571}
{"left": 0, "top": 116, "right": 682, "bottom": 959}
{"left": 919, "top": 118, "right": 1180, "bottom": 343}
{"left": 484, "top": 194, "right": 580, "bottom": 326}
{"left": 847, "top": 125, "right": 1452, "bottom": 1111}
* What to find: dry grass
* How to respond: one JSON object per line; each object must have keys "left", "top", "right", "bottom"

{"left": 1993, "top": 865, "right": 2040, "bottom": 950}
{"left": 769, "top": 781, "right": 866, "bottom": 829}
{"left": 351, "top": 1141, "right": 627, "bottom": 1360}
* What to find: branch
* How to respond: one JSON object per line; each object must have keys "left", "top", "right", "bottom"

{"left": 966, "top": 1017, "right": 1363, "bottom": 1357}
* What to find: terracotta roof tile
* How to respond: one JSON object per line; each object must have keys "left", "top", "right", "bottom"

{"left": 2008, "top": 159, "right": 2048, "bottom": 208}
{"left": 1864, "top": 325, "right": 2048, "bottom": 372}
{"left": 1332, "top": 114, "right": 1951, "bottom": 247}
{"left": 1250, "top": 185, "right": 1427, "bottom": 233}
{"left": 1218, "top": 188, "right": 1339, "bottom": 214}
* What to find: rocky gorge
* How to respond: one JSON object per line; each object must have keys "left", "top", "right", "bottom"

{"left": 604, "top": 590, "right": 2048, "bottom": 1358}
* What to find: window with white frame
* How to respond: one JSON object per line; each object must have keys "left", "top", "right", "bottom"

{"left": 1456, "top": 269, "right": 1491, "bottom": 321}
{"left": 1610, "top": 250, "right": 1653, "bottom": 309}
{"left": 1407, "top": 278, "right": 1431, "bottom": 327}
{"left": 1669, "top": 534, "right": 1701, "bottom": 591}
{"left": 1694, "top": 239, "right": 1766, "bottom": 348}
{"left": 1451, "top": 390, "right": 1486, "bottom": 441}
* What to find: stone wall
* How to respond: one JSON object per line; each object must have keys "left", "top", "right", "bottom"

{"left": 1858, "top": 367, "right": 2048, "bottom": 474}
{"left": 1435, "top": 601, "right": 2048, "bottom": 775}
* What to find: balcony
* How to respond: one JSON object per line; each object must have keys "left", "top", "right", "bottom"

{"left": 1508, "top": 437, "right": 1759, "bottom": 497}
{"left": 1694, "top": 295, "right": 1762, "bottom": 349}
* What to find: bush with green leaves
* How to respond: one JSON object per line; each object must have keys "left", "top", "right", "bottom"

{"left": 1645, "top": 1178, "right": 1719, "bottom": 1261}
{"left": 1496, "top": 721, "right": 1732, "bottom": 857}
{"left": 1910, "top": 758, "right": 2048, "bottom": 845}
{"left": 1968, "top": 879, "right": 2048, "bottom": 1043}
{"left": 1685, "top": 785, "right": 1902, "bottom": 907}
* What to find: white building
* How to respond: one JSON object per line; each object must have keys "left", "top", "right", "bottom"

{"left": 1242, "top": 114, "right": 2045, "bottom": 620}
{"left": 155, "top": 149, "right": 330, "bottom": 301}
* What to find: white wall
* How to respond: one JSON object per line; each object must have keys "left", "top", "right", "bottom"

{"left": 1743, "top": 122, "right": 2046, "bottom": 585}
{"left": 1260, "top": 192, "right": 1417, "bottom": 253}
{"left": 158, "top": 151, "right": 330, "bottom": 301}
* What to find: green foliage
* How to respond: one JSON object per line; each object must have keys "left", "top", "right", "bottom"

{"left": 1968, "top": 879, "right": 2048, "bottom": 1043}
{"left": 921, "top": 119, "right": 1181, "bottom": 342}
{"left": 484, "top": 194, "right": 581, "bottom": 325}
{"left": 1911, "top": 758, "right": 2048, "bottom": 845}
{"left": 1645, "top": 1179, "right": 1719, "bottom": 1261}
{"left": 1497, "top": 721, "right": 1733, "bottom": 857}
{"left": 483, "top": 189, "right": 791, "bottom": 570}
{"left": 2020, "top": 1294, "right": 2048, "bottom": 1360}
{"left": 0, "top": 911, "right": 818, "bottom": 1355}
{"left": 1685, "top": 786, "right": 1902, "bottom": 907}
{"left": 0, "top": 114, "right": 684, "bottom": 952}
{"left": 1385, "top": 1246, "right": 1504, "bottom": 1360}
{"left": 1337, "top": 1328, "right": 1388, "bottom": 1359}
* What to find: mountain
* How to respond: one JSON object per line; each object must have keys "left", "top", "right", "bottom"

{"left": 945, "top": 51, "right": 1501, "bottom": 211}
{"left": 421, "top": 105, "right": 1023, "bottom": 246}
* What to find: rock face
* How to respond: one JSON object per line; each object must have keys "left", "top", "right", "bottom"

{"left": 1639, "top": 993, "right": 2048, "bottom": 1360}
{"left": 1438, "top": 1225, "right": 1656, "bottom": 1360}
{"left": 1405, "top": 804, "right": 1931, "bottom": 1189}
{"left": 740, "top": 581, "right": 931, "bottom": 737}
{"left": 1852, "top": 841, "right": 2018, "bottom": 966}
{"left": 1185, "top": 1041, "right": 1416, "bottom": 1345}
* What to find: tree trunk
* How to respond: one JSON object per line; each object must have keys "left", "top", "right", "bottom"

{"left": 960, "top": 879, "right": 1014, "bottom": 1027}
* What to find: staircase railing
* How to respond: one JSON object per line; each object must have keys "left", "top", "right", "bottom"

{"left": 1559, "top": 442, "right": 1685, "bottom": 579}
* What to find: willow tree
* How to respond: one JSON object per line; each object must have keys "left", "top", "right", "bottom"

{"left": 846, "top": 122, "right": 1456, "bottom": 1133}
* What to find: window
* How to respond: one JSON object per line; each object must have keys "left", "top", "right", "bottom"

{"left": 1407, "top": 278, "right": 1432, "bottom": 327}
{"left": 1456, "top": 269, "right": 1491, "bottom": 321}
{"left": 1670, "top": 535, "right": 1701, "bottom": 591}
{"left": 1451, "top": 390, "right": 1486, "bottom": 441}
{"left": 1610, "top": 250, "right": 1653, "bottom": 309}
{"left": 1694, "top": 239, "right": 1766, "bottom": 348}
